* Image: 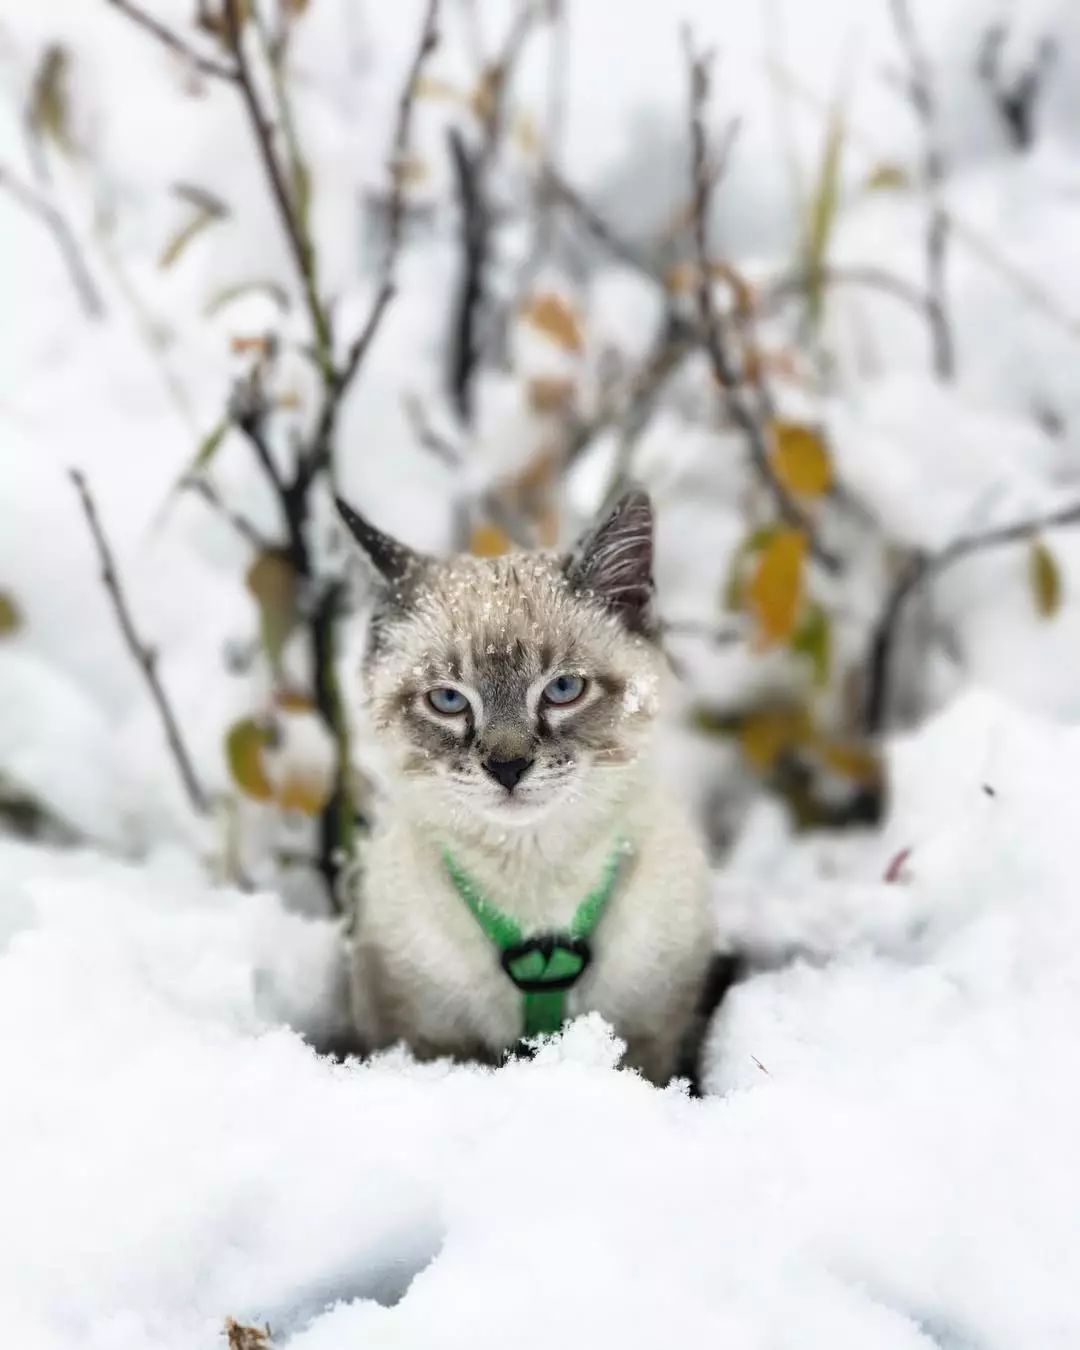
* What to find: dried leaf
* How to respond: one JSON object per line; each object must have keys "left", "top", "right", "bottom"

{"left": 815, "top": 738, "right": 884, "bottom": 788}
{"left": 469, "top": 65, "right": 502, "bottom": 127}
{"left": 225, "top": 718, "right": 275, "bottom": 802}
{"left": 527, "top": 377, "right": 575, "bottom": 415}
{"left": 246, "top": 551, "right": 299, "bottom": 672}
{"left": 230, "top": 335, "right": 272, "bottom": 355}
{"left": 514, "top": 110, "right": 542, "bottom": 157}
{"left": 0, "top": 592, "right": 23, "bottom": 636}
{"left": 276, "top": 768, "right": 331, "bottom": 816}
{"left": 737, "top": 706, "right": 812, "bottom": 771}
{"left": 521, "top": 292, "right": 583, "bottom": 353}
{"left": 1029, "top": 538, "right": 1062, "bottom": 618}
{"left": 864, "top": 161, "right": 910, "bottom": 192}
{"left": 770, "top": 421, "right": 832, "bottom": 497}
{"left": 747, "top": 528, "right": 807, "bottom": 646}
{"left": 414, "top": 74, "right": 461, "bottom": 101}
{"left": 390, "top": 153, "right": 429, "bottom": 188}
{"left": 792, "top": 603, "right": 830, "bottom": 686}
{"left": 29, "top": 45, "right": 75, "bottom": 157}
{"left": 469, "top": 523, "right": 512, "bottom": 557}
{"left": 224, "top": 1317, "right": 272, "bottom": 1350}
{"left": 274, "top": 688, "right": 315, "bottom": 712}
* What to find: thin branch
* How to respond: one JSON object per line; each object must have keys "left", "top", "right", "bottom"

{"left": 221, "top": 0, "right": 332, "bottom": 376}
{"left": 543, "top": 166, "right": 660, "bottom": 279}
{"left": 402, "top": 393, "right": 463, "bottom": 467}
{"left": 70, "top": 469, "right": 209, "bottom": 814}
{"left": 763, "top": 263, "right": 934, "bottom": 322}
{"left": 888, "top": 0, "right": 955, "bottom": 380}
{"left": 683, "top": 34, "right": 841, "bottom": 573}
{"left": 102, "top": 0, "right": 240, "bottom": 82}
{"left": 184, "top": 475, "right": 270, "bottom": 550}
{"left": 976, "top": 24, "right": 1056, "bottom": 152}
{"left": 864, "top": 499, "right": 1080, "bottom": 733}
{"left": 0, "top": 163, "right": 105, "bottom": 319}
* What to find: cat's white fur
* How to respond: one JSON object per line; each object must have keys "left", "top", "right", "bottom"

{"left": 341, "top": 495, "right": 714, "bottom": 1085}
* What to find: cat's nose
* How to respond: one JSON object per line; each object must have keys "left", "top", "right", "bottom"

{"left": 482, "top": 755, "right": 534, "bottom": 792}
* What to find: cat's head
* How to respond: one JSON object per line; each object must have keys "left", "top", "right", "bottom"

{"left": 337, "top": 490, "right": 665, "bottom": 828}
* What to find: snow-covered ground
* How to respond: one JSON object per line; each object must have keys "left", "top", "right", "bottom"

{"left": 4, "top": 0, "right": 1080, "bottom": 1344}
{"left": 3, "top": 691, "right": 1080, "bottom": 1349}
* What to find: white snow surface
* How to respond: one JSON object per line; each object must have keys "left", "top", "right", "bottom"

{"left": 1, "top": 691, "right": 1079, "bottom": 1349}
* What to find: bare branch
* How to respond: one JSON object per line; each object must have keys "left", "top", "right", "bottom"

{"left": 763, "top": 263, "right": 934, "bottom": 322}
{"left": 102, "top": 0, "right": 239, "bottom": 82}
{"left": 0, "top": 163, "right": 105, "bottom": 319}
{"left": 888, "top": 0, "right": 955, "bottom": 380}
{"left": 70, "top": 469, "right": 208, "bottom": 815}
{"left": 864, "top": 499, "right": 1080, "bottom": 733}
{"left": 402, "top": 393, "right": 464, "bottom": 467}
{"left": 976, "top": 24, "right": 1056, "bottom": 152}
{"left": 543, "top": 166, "right": 660, "bottom": 279}
{"left": 221, "top": 0, "right": 332, "bottom": 376}
{"left": 184, "top": 475, "right": 270, "bottom": 550}
{"left": 683, "top": 34, "right": 841, "bottom": 574}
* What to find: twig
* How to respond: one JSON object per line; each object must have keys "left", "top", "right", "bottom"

{"left": 184, "top": 475, "right": 269, "bottom": 550}
{"left": 763, "top": 263, "right": 934, "bottom": 322}
{"left": 402, "top": 393, "right": 463, "bottom": 467}
{"left": 0, "top": 163, "right": 105, "bottom": 319}
{"left": 222, "top": 0, "right": 332, "bottom": 377}
{"left": 102, "top": 0, "right": 239, "bottom": 82}
{"left": 864, "top": 499, "right": 1080, "bottom": 733}
{"left": 976, "top": 25, "right": 1056, "bottom": 152}
{"left": 69, "top": 469, "right": 209, "bottom": 814}
{"left": 543, "top": 166, "right": 660, "bottom": 279}
{"left": 888, "top": 0, "right": 955, "bottom": 380}
{"left": 683, "top": 34, "right": 841, "bottom": 574}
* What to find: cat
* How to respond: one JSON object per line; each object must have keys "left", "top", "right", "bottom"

{"left": 335, "top": 488, "right": 716, "bottom": 1086}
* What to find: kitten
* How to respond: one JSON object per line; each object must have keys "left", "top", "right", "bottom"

{"left": 335, "top": 488, "right": 714, "bottom": 1085}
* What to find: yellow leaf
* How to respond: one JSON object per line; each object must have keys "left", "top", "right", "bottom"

{"left": 864, "top": 161, "right": 910, "bottom": 192}
{"left": 0, "top": 591, "right": 22, "bottom": 636}
{"left": 748, "top": 529, "right": 807, "bottom": 646}
{"left": 1030, "top": 538, "right": 1062, "bottom": 618}
{"left": 225, "top": 718, "right": 275, "bottom": 801}
{"left": 814, "top": 738, "right": 884, "bottom": 788}
{"left": 738, "top": 706, "right": 812, "bottom": 771}
{"left": 469, "top": 523, "right": 512, "bottom": 557}
{"left": 722, "top": 526, "right": 777, "bottom": 612}
{"left": 526, "top": 376, "right": 575, "bottom": 414}
{"left": 276, "top": 768, "right": 331, "bottom": 816}
{"left": 521, "top": 292, "right": 583, "bottom": 353}
{"left": 414, "top": 74, "right": 461, "bottom": 101}
{"left": 770, "top": 421, "right": 832, "bottom": 497}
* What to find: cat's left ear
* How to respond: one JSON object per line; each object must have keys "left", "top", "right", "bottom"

{"left": 334, "top": 496, "right": 426, "bottom": 587}
{"left": 563, "top": 488, "right": 656, "bottom": 635}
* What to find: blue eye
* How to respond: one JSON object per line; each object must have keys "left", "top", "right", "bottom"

{"left": 427, "top": 687, "right": 469, "bottom": 715}
{"left": 543, "top": 673, "right": 586, "bottom": 706}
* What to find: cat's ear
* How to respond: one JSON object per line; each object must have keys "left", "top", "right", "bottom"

{"left": 564, "top": 488, "right": 655, "bottom": 634}
{"left": 334, "top": 496, "right": 425, "bottom": 586}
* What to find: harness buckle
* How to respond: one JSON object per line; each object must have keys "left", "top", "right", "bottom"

{"left": 500, "top": 935, "right": 592, "bottom": 993}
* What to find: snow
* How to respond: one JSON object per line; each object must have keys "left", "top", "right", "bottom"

{"left": 1, "top": 693, "right": 1080, "bottom": 1347}
{"left": 5, "top": 0, "right": 1080, "bottom": 1343}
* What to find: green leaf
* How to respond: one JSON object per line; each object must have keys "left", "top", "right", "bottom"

{"left": 1030, "top": 538, "right": 1062, "bottom": 619}
{"left": 246, "top": 551, "right": 299, "bottom": 674}
{"left": 158, "top": 206, "right": 224, "bottom": 270}
{"left": 0, "top": 592, "right": 23, "bottom": 637}
{"left": 802, "top": 92, "right": 846, "bottom": 331}
{"left": 792, "top": 603, "right": 830, "bottom": 686}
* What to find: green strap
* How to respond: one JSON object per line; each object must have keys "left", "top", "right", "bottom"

{"left": 441, "top": 841, "right": 629, "bottom": 1038}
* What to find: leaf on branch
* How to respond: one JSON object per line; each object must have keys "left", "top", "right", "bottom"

{"left": 815, "top": 737, "right": 884, "bottom": 789}
{"left": 802, "top": 92, "right": 846, "bottom": 330}
{"left": 158, "top": 205, "right": 226, "bottom": 270}
{"left": 737, "top": 706, "right": 812, "bottom": 771}
{"left": 722, "top": 526, "right": 778, "bottom": 612}
{"left": 0, "top": 592, "right": 23, "bottom": 637}
{"left": 748, "top": 528, "right": 807, "bottom": 647}
{"left": 521, "top": 292, "right": 583, "bottom": 353}
{"left": 29, "top": 45, "right": 76, "bottom": 157}
{"left": 224, "top": 1316, "right": 272, "bottom": 1350}
{"left": 197, "top": 0, "right": 253, "bottom": 40}
{"left": 204, "top": 280, "right": 291, "bottom": 318}
{"left": 246, "top": 551, "right": 299, "bottom": 673}
{"left": 469, "top": 522, "right": 512, "bottom": 557}
{"left": 792, "top": 603, "right": 830, "bottom": 686}
{"left": 225, "top": 718, "right": 275, "bottom": 802}
{"left": 1029, "top": 538, "right": 1062, "bottom": 618}
{"left": 527, "top": 377, "right": 575, "bottom": 415}
{"left": 769, "top": 421, "right": 832, "bottom": 497}
{"left": 864, "top": 160, "right": 910, "bottom": 192}
{"left": 276, "top": 767, "right": 331, "bottom": 816}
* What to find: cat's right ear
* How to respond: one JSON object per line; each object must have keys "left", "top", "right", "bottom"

{"left": 334, "top": 496, "right": 425, "bottom": 586}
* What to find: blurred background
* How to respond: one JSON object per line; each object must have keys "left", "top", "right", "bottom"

{"left": 2, "top": 0, "right": 1079, "bottom": 919}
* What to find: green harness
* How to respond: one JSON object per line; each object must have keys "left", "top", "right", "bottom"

{"left": 441, "top": 841, "right": 630, "bottom": 1038}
